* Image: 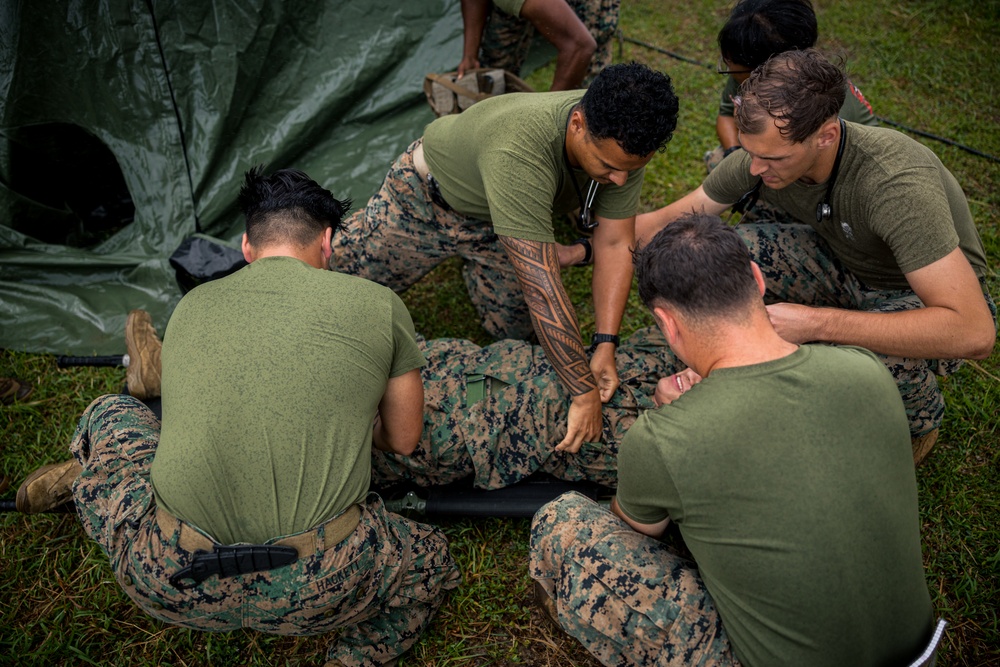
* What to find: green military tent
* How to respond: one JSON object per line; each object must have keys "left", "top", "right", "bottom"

{"left": 0, "top": 0, "right": 469, "bottom": 354}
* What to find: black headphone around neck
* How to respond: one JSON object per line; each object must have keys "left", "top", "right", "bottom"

{"left": 730, "top": 118, "right": 847, "bottom": 223}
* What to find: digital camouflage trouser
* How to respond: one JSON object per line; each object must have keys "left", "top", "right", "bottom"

{"left": 70, "top": 395, "right": 460, "bottom": 667}
{"left": 735, "top": 223, "right": 998, "bottom": 437}
{"left": 480, "top": 0, "right": 621, "bottom": 84}
{"left": 371, "top": 326, "right": 680, "bottom": 490}
{"left": 530, "top": 492, "right": 740, "bottom": 667}
{"left": 331, "top": 140, "right": 533, "bottom": 340}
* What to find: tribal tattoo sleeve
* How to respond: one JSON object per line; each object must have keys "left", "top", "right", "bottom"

{"left": 498, "top": 235, "right": 597, "bottom": 396}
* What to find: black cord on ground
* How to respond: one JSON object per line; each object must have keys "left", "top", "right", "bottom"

{"left": 874, "top": 118, "right": 1000, "bottom": 163}
{"left": 621, "top": 35, "right": 715, "bottom": 70}
{"left": 620, "top": 35, "right": 1000, "bottom": 164}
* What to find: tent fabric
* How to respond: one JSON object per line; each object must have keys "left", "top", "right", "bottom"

{"left": 0, "top": 0, "right": 466, "bottom": 354}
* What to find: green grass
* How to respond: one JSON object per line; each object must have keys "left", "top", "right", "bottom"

{"left": 3, "top": 0, "right": 1000, "bottom": 664}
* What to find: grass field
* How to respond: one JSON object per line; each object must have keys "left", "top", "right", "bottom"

{"left": 2, "top": 0, "right": 999, "bottom": 665}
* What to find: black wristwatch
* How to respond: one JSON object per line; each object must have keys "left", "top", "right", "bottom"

{"left": 592, "top": 333, "right": 620, "bottom": 347}
{"left": 723, "top": 145, "right": 742, "bottom": 158}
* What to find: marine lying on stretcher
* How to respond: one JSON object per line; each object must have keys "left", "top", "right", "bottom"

{"left": 11, "top": 311, "right": 694, "bottom": 517}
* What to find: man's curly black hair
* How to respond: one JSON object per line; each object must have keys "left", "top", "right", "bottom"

{"left": 238, "top": 165, "right": 352, "bottom": 248}
{"left": 579, "top": 62, "right": 679, "bottom": 157}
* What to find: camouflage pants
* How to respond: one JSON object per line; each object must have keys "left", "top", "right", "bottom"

{"left": 735, "top": 223, "right": 999, "bottom": 437}
{"left": 530, "top": 492, "right": 740, "bottom": 667}
{"left": 331, "top": 139, "right": 533, "bottom": 340}
{"left": 372, "top": 326, "right": 679, "bottom": 490}
{"left": 481, "top": 0, "right": 621, "bottom": 83}
{"left": 70, "top": 395, "right": 460, "bottom": 667}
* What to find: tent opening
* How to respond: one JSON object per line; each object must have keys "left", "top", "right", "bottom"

{"left": 7, "top": 122, "right": 135, "bottom": 248}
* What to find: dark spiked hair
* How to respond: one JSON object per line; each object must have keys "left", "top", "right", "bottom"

{"left": 238, "top": 166, "right": 352, "bottom": 248}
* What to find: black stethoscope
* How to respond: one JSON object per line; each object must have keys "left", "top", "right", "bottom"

{"left": 563, "top": 113, "right": 600, "bottom": 230}
{"left": 731, "top": 118, "right": 847, "bottom": 223}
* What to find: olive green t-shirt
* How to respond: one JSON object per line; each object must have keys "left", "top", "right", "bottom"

{"left": 718, "top": 76, "right": 878, "bottom": 126}
{"left": 151, "top": 257, "right": 425, "bottom": 545}
{"left": 422, "top": 90, "right": 645, "bottom": 242}
{"left": 493, "top": 0, "right": 525, "bottom": 16}
{"left": 704, "top": 122, "right": 988, "bottom": 289}
{"left": 617, "top": 345, "right": 932, "bottom": 666}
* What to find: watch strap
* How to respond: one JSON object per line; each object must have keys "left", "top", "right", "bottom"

{"left": 592, "top": 333, "right": 619, "bottom": 347}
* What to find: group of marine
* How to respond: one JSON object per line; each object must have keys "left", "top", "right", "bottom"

{"left": 12, "top": 1, "right": 995, "bottom": 666}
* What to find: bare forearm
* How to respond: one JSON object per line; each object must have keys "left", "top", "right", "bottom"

{"left": 768, "top": 248, "right": 996, "bottom": 360}
{"left": 636, "top": 187, "right": 729, "bottom": 246}
{"left": 550, "top": 44, "right": 593, "bottom": 91}
{"left": 591, "top": 224, "right": 633, "bottom": 337}
{"left": 716, "top": 114, "right": 739, "bottom": 149}
{"left": 522, "top": 0, "right": 596, "bottom": 90}
{"left": 500, "top": 236, "right": 596, "bottom": 396}
{"left": 780, "top": 304, "right": 996, "bottom": 359}
{"left": 460, "top": 0, "right": 488, "bottom": 61}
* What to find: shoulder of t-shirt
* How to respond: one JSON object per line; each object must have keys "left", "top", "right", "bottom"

{"left": 717, "top": 76, "right": 739, "bottom": 115}
{"left": 476, "top": 92, "right": 582, "bottom": 168}
{"left": 703, "top": 148, "right": 753, "bottom": 202}
{"left": 173, "top": 261, "right": 251, "bottom": 304}
{"left": 451, "top": 90, "right": 577, "bottom": 156}
{"left": 465, "top": 89, "right": 582, "bottom": 122}
{"left": 845, "top": 122, "right": 941, "bottom": 181}
{"left": 801, "top": 343, "right": 889, "bottom": 379}
{"left": 322, "top": 269, "right": 397, "bottom": 295}
{"left": 806, "top": 341, "right": 876, "bottom": 361}
{"left": 842, "top": 78, "right": 877, "bottom": 122}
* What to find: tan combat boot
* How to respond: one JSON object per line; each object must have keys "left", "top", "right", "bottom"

{"left": 534, "top": 580, "right": 560, "bottom": 628}
{"left": 15, "top": 460, "right": 83, "bottom": 513}
{"left": 0, "top": 377, "right": 34, "bottom": 405}
{"left": 125, "top": 309, "right": 162, "bottom": 400}
{"left": 911, "top": 428, "right": 939, "bottom": 466}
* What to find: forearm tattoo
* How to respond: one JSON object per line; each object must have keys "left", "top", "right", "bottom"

{"left": 499, "top": 236, "right": 597, "bottom": 396}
